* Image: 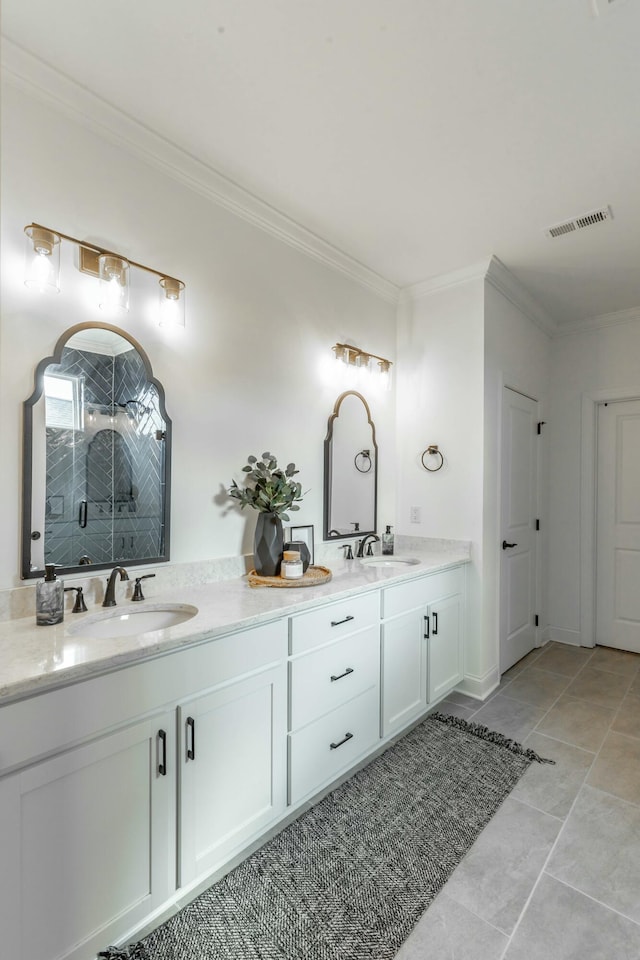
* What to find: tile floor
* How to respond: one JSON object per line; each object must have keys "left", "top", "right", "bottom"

{"left": 395, "top": 642, "right": 640, "bottom": 959}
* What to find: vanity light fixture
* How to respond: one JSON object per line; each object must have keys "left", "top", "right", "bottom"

{"left": 332, "top": 343, "right": 393, "bottom": 390}
{"left": 23, "top": 223, "right": 186, "bottom": 326}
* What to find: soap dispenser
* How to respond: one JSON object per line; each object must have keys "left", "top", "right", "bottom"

{"left": 36, "top": 564, "right": 64, "bottom": 625}
{"left": 381, "top": 525, "right": 394, "bottom": 556}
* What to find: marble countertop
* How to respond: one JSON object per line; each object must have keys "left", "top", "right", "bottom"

{"left": 0, "top": 549, "right": 469, "bottom": 706}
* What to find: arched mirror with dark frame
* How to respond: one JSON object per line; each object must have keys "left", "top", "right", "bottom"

{"left": 22, "top": 322, "right": 172, "bottom": 579}
{"left": 323, "top": 390, "right": 378, "bottom": 541}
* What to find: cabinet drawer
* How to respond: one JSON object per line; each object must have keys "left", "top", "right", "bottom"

{"left": 289, "top": 591, "right": 379, "bottom": 655}
{"left": 289, "top": 625, "right": 379, "bottom": 730}
{"left": 288, "top": 685, "right": 380, "bottom": 805}
{"left": 382, "top": 566, "right": 464, "bottom": 620}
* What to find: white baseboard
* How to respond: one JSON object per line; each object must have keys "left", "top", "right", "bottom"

{"left": 456, "top": 667, "right": 501, "bottom": 701}
{"left": 546, "top": 627, "right": 584, "bottom": 647}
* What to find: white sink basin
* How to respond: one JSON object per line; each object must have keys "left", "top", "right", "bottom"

{"left": 68, "top": 604, "right": 199, "bottom": 640}
{"left": 359, "top": 556, "right": 421, "bottom": 568}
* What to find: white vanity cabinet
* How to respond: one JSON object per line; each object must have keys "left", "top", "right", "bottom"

{"left": 381, "top": 565, "right": 465, "bottom": 737}
{"left": 178, "top": 661, "right": 287, "bottom": 886}
{"left": 287, "top": 591, "right": 380, "bottom": 805}
{"left": 0, "top": 617, "right": 288, "bottom": 960}
{"left": 0, "top": 694, "right": 176, "bottom": 960}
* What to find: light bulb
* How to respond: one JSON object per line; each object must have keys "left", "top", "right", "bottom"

{"left": 24, "top": 226, "right": 60, "bottom": 293}
{"left": 378, "top": 360, "right": 393, "bottom": 392}
{"left": 158, "top": 277, "right": 185, "bottom": 327}
{"left": 98, "top": 255, "right": 129, "bottom": 314}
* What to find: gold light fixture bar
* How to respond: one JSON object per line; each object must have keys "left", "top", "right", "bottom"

{"left": 25, "top": 222, "right": 184, "bottom": 288}
{"left": 332, "top": 342, "right": 393, "bottom": 370}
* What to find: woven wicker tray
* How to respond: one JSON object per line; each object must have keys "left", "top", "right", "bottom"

{"left": 247, "top": 565, "right": 332, "bottom": 588}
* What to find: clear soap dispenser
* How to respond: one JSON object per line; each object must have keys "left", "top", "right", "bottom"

{"left": 381, "top": 525, "right": 394, "bottom": 556}
{"left": 36, "top": 564, "right": 64, "bottom": 625}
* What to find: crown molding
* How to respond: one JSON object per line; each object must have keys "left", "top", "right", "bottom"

{"left": 554, "top": 305, "right": 640, "bottom": 338}
{"left": 484, "top": 257, "right": 557, "bottom": 337}
{"left": 1, "top": 38, "right": 399, "bottom": 305}
{"left": 398, "top": 258, "right": 492, "bottom": 303}
{"left": 399, "top": 255, "right": 558, "bottom": 338}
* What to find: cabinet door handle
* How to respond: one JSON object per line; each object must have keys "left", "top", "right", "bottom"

{"left": 186, "top": 716, "right": 195, "bottom": 761}
{"left": 330, "top": 615, "right": 354, "bottom": 627}
{"left": 330, "top": 732, "right": 354, "bottom": 750}
{"left": 158, "top": 729, "right": 167, "bottom": 776}
{"left": 432, "top": 612, "right": 439, "bottom": 636}
{"left": 423, "top": 614, "right": 430, "bottom": 639}
{"left": 330, "top": 667, "right": 354, "bottom": 682}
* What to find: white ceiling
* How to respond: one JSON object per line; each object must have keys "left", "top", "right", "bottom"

{"left": 3, "top": 0, "right": 640, "bottom": 327}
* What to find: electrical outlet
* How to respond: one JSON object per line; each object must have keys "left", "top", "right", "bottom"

{"left": 410, "top": 505, "right": 421, "bottom": 523}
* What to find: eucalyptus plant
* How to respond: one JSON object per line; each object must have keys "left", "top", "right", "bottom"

{"left": 228, "top": 452, "right": 303, "bottom": 521}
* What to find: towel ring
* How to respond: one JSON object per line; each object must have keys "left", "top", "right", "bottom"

{"left": 354, "top": 449, "right": 372, "bottom": 473}
{"left": 421, "top": 445, "right": 444, "bottom": 472}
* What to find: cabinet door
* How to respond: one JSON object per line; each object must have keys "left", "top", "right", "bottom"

{"left": 381, "top": 609, "right": 427, "bottom": 737}
{"left": 0, "top": 713, "right": 174, "bottom": 960}
{"left": 178, "top": 663, "right": 287, "bottom": 887}
{"left": 428, "top": 592, "right": 464, "bottom": 702}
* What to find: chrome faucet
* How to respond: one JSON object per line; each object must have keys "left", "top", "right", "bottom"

{"left": 103, "top": 566, "right": 129, "bottom": 607}
{"left": 356, "top": 535, "right": 380, "bottom": 558}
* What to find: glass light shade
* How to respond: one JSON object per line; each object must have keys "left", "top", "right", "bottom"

{"left": 98, "top": 255, "right": 129, "bottom": 314}
{"left": 158, "top": 277, "right": 185, "bottom": 327}
{"left": 24, "top": 226, "right": 61, "bottom": 293}
{"left": 333, "top": 344, "right": 349, "bottom": 365}
{"left": 378, "top": 359, "right": 393, "bottom": 392}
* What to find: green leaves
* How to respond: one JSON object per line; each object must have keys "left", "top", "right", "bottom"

{"left": 227, "top": 453, "right": 304, "bottom": 517}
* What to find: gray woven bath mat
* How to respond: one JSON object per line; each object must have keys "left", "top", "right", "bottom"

{"left": 100, "top": 713, "right": 551, "bottom": 960}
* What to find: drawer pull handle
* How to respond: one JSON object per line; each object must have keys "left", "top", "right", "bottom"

{"left": 330, "top": 667, "right": 354, "bottom": 682}
{"left": 158, "top": 729, "right": 167, "bottom": 776}
{"left": 330, "top": 615, "right": 355, "bottom": 627}
{"left": 330, "top": 732, "right": 354, "bottom": 750}
{"left": 186, "top": 716, "right": 195, "bottom": 761}
{"left": 423, "top": 614, "right": 430, "bottom": 639}
{"left": 432, "top": 612, "right": 439, "bottom": 636}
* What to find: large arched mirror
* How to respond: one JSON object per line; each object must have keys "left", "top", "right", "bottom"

{"left": 22, "top": 322, "right": 171, "bottom": 578}
{"left": 324, "top": 391, "right": 377, "bottom": 540}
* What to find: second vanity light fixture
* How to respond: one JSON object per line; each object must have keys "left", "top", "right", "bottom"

{"left": 24, "top": 223, "right": 186, "bottom": 327}
{"left": 332, "top": 342, "right": 393, "bottom": 391}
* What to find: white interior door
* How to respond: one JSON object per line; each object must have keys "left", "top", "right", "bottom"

{"left": 500, "top": 387, "right": 538, "bottom": 673}
{"left": 596, "top": 399, "right": 640, "bottom": 653}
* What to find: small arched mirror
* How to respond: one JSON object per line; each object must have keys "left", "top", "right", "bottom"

{"left": 324, "top": 391, "right": 377, "bottom": 540}
{"left": 22, "top": 322, "right": 171, "bottom": 578}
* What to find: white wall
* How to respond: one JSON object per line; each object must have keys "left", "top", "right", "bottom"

{"left": 0, "top": 82, "right": 397, "bottom": 590}
{"left": 395, "top": 277, "right": 486, "bottom": 687}
{"left": 547, "top": 317, "right": 640, "bottom": 641}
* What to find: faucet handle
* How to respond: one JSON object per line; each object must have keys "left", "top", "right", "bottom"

{"left": 131, "top": 573, "right": 156, "bottom": 602}
{"left": 340, "top": 544, "right": 354, "bottom": 560}
{"left": 64, "top": 586, "right": 88, "bottom": 613}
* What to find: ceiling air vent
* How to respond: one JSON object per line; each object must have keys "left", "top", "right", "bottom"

{"left": 545, "top": 206, "right": 613, "bottom": 239}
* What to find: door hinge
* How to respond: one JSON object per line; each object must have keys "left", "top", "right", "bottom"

{"left": 537, "top": 421, "right": 546, "bottom": 435}
{"left": 535, "top": 518, "right": 540, "bottom": 531}
{"left": 534, "top": 614, "right": 539, "bottom": 627}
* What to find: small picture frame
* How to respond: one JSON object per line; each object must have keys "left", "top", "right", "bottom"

{"left": 289, "top": 524, "right": 314, "bottom": 566}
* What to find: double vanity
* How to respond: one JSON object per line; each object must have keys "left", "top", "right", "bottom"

{"left": 0, "top": 545, "right": 468, "bottom": 960}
